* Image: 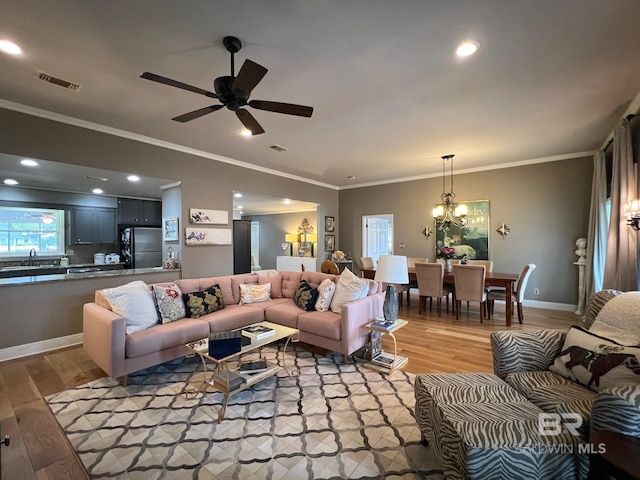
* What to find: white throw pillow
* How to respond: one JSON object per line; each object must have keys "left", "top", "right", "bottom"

{"left": 330, "top": 268, "right": 369, "bottom": 313}
{"left": 315, "top": 278, "right": 336, "bottom": 312}
{"left": 590, "top": 292, "right": 640, "bottom": 346}
{"left": 239, "top": 283, "right": 271, "bottom": 304}
{"left": 100, "top": 280, "right": 159, "bottom": 334}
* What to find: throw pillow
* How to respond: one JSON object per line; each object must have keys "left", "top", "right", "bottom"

{"left": 239, "top": 283, "right": 271, "bottom": 304}
{"left": 293, "top": 280, "right": 319, "bottom": 311}
{"left": 152, "top": 284, "right": 186, "bottom": 324}
{"left": 100, "top": 280, "right": 159, "bottom": 334}
{"left": 549, "top": 326, "right": 640, "bottom": 393}
{"left": 315, "top": 278, "right": 336, "bottom": 312}
{"left": 330, "top": 267, "right": 369, "bottom": 313}
{"left": 590, "top": 292, "right": 640, "bottom": 346}
{"left": 183, "top": 284, "right": 225, "bottom": 318}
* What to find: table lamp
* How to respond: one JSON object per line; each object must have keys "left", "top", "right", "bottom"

{"left": 285, "top": 234, "right": 298, "bottom": 256}
{"left": 374, "top": 255, "right": 409, "bottom": 325}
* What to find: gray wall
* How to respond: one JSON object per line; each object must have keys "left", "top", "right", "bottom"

{"left": 339, "top": 157, "right": 593, "bottom": 305}
{"left": 0, "top": 107, "right": 339, "bottom": 279}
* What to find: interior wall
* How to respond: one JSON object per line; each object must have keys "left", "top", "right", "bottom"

{"left": 161, "top": 185, "right": 182, "bottom": 265}
{"left": 339, "top": 156, "right": 593, "bottom": 305}
{"left": 0, "top": 107, "right": 339, "bottom": 278}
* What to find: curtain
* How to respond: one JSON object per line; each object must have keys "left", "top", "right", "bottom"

{"left": 581, "top": 151, "right": 609, "bottom": 315}
{"left": 603, "top": 118, "right": 639, "bottom": 291}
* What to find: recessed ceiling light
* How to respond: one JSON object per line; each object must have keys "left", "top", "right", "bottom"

{"left": 0, "top": 39, "right": 23, "bottom": 56}
{"left": 283, "top": 199, "right": 291, "bottom": 205}
{"left": 456, "top": 41, "right": 479, "bottom": 57}
{"left": 236, "top": 205, "right": 243, "bottom": 210}
{"left": 3, "top": 178, "right": 18, "bottom": 185}
{"left": 20, "top": 159, "right": 38, "bottom": 167}
{"left": 92, "top": 188, "right": 104, "bottom": 194}
{"left": 127, "top": 175, "right": 140, "bottom": 182}
{"left": 234, "top": 193, "right": 243, "bottom": 198}
{"left": 239, "top": 129, "right": 252, "bottom": 137}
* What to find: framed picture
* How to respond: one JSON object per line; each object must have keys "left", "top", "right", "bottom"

{"left": 163, "top": 216, "right": 179, "bottom": 242}
{"left": 369, "top": 331, "right": 383, "bottom": 360}
{"left": 324, "top": 234, "right": 335, "bottom": 251}
{"left": 324, "top": 215, "right": 335, "bottom": 232}
{"left": 189, "top": 208, "right": 228, "bottom": 224}
{"left": 185, "top": 227, "right": 232, "bottom": 246}
{"left": 435, "top": 199, "right": 490, "bottom": 260}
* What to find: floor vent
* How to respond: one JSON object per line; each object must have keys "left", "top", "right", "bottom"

{"left": 269, "top": 144, "right": 288, "bottom": 152}
{"left": 35, "top": 70, "right": 82, "bottom": 91}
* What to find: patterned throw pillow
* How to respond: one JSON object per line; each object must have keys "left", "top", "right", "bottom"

{"left": 315, "top": 278, "right": 336, "bottom": 312}
{"left": 549, "top": 326, "right": 640, "bottom": 393}
{"left": 239, "top": 283, "right": 271, "bottom": 304}
{"left": 152, "top": 284, "right": 186, "bottom": 323}
{"left": 183, "top": 284, "right": 225, "bottom": 318}
{"left": 293, "top": 280, "right": 319, "bottom": 311}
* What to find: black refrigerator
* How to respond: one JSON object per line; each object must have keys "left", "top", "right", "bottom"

{"left": 120, "top": 226, "right": 163, "bottom": 268}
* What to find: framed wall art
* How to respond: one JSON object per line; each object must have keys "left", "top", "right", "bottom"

{"left": 324, "top": 215, "right": 335, "bottom": 232}
{"left": 162, "top": 216, "right": 179, "bottom": 242}
{"left": 435, "top": 199, "right": 490, "bottom": 260}
{"left": 185, "top": 227, "right": 232, "bottom": 246}
{"left": 324, "top": 234, "right": 335, "bottom": 252}
{"left": 189, "top": 208, "right": 228, "bottom": 225}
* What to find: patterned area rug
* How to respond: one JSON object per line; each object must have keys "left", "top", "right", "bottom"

{"left": 46, "top": 346, "right": 444, "bottom": 479}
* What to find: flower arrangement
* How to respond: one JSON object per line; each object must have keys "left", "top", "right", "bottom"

{"left": 332, "top": 250, "right": 346, "bottom": 261}
{"left": 436, "top": 246, "right": 457, "bottom": 260}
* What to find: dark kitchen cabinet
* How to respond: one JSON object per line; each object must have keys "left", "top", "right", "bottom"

{"left": 117, "top": 198, "right": 162, "bottom": 225}
{"left": 71, "top": 207, "right": 116, "bottom": 245}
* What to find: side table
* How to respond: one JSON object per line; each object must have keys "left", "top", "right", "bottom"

{"left": 363, "top": 318, "right": 408, "bottom": 374}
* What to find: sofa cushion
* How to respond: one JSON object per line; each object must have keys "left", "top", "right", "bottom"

{"left": 293, "top": 280, "right": 319, "bottom": 311}
{"left": 302, "top": 271, "right": 336, "bottom": 288}
{"left": 183, "top": 285, "right": 225, "bottom": 318}
{"left": 125, "top": 317, "right": 209, "bottom": 358}
{"left": 100, "top": 280, "right": 159, "bottom": 334}
{"left": 330, "top": 267, "right": 369, "bottom": 313}
{"left": 298, "top": 311, "right": 341, "bottom": 340}
{"left": 231, "top": 274, "right": 259, "bottom": 304}
{"left": 264, "top": 301, "right": 302, "bottom": 328}
{"left": 280, "top": 272, "right": 303, "bottom": 299}
{"left": 239, "top": 283, "right": 271, "bottom": 304}
{"left": 195, "top": 277, "right": 234, "bottom": 305}
{"left": 590, "top": 291, "right": 640, "bottom": 346}
{"left": 549, "top": 326, "right": 640, "bottom": 393}
{"left": 174, "top": 278, "right": 201, "bottom": 295}
{"left": 197, "top": 304, "right": 265, "bottom": 333}
{"left": 258, "top": 274, "right": 283, "bottom": 298}
{"left": 151, "top": 283, "right": 186, "bottom": 323}
{"left": 315, "top": 278, "right": 336, "bottom": 312}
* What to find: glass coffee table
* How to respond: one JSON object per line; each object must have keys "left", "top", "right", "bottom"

{"left": 184, "top": 321, "right": 299, "bottom": 423}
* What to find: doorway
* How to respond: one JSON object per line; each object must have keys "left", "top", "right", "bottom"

{"left": 362, "top": 214, "right": 394, "bottom": 268}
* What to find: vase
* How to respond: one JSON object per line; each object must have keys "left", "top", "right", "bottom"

{"left": 444, "top": 258, "right": 452, "bottom": 273}
{"left": 382, "top": 284, "right": 399, "bottom": 323}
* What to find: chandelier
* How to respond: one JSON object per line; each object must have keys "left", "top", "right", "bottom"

{"left": 432, "top": 154, "right": 468, "bottom": 232}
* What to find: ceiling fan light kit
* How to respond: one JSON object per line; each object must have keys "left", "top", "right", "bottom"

{"left": 140, "top": 36, "right": 313, "bottom": 135}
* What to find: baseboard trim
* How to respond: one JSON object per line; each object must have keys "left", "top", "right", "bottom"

{"left": 0, "top": 333, "right": 83, "bottom": 362}
{"left": 490, "top": 298, "right": 577, "bottom": 312}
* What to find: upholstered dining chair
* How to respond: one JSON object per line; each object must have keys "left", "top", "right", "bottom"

{"left": 487, "top": 263, "right": 536, "bottom": 323}
{"left": 359, "top": 256, "right": 374, "bottom": 269}
{"left": 404, "top": 257, "right": 428, "bottom": 305}
{"left": 452, "top": 264, "right": 487, "bottom": 322}
{"left": 465, "top": 259, "right": 493, "bottom": 272}
{"left": 415, "top": 262, "right": 451, "bottom": 316}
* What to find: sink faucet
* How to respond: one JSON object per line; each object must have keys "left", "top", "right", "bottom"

{"left": 28, "top": 248, "right": 37, "bottom": 266}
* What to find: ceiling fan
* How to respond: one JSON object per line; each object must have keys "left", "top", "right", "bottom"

{"left": 140, "top": 36, "right": 313, "bottom": 135}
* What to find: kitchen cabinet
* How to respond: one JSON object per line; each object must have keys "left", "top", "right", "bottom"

{"left": 117, "top": 198, "right": 162, "bottom": 225}
{"left": 71, "top": 207, "right": 117, "bottom": 245}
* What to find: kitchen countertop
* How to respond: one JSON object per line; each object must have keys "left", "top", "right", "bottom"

{"left": 0, "top": 266, "right": 180, "bottom": 286}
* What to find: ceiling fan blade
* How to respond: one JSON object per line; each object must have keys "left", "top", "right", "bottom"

{"left": 231, "top": 59, "right": 268, "bottom": 97}
{"left": 140, "top": 72, "right": 218, "bottom": 99}
{"left": 171, "top": 105, "right": 224, "bottom": 123}
{"left": 249, "top": 100, "right": 313, "bottom": 117}
{"left": 236, "top": 109, "right": 265, "bottom": 135}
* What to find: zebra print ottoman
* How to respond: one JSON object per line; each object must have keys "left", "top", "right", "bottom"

{"left": 415, "top": 372, "right": 586, "bottom": 480}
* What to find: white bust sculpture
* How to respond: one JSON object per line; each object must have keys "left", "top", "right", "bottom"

{"left": 574, "top": 237, "right": 586, "bottom": 264}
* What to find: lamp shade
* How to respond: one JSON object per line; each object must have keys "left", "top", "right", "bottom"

{"left": 305, "top": 233, "right": 317, "bottom": 242}
{"left": 285, "top": 233, "right": 299, "bottom": 243}
{"left": 624, "top": 200, "right": 640, "bottom": 217}
{"left": 374, "top": 255, "right": 409, "bottom": 284}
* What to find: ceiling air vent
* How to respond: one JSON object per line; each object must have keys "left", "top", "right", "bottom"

{"left": 35, "top": 70, "right": 82, "bottom": 91}
{"left": 269, "top": 144, "right": 288, "bottom": 152}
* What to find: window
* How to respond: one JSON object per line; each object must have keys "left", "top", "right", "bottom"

{"left": 0, "top": 207, "right": 66, "bottom": 257}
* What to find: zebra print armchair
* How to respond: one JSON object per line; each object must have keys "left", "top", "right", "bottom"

{"left": 490, "top": 289, "right": 640, "bottom": 479}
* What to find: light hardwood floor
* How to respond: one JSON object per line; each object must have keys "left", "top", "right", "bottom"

{"left": 0, "top": 298, "right": 581, "bottom": 479}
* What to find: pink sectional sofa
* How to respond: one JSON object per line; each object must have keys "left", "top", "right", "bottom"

{"left": 83, "top": 271, "right": 384, "bottom": 380}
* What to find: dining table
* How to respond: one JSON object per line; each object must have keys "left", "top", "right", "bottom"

{"left": 360, "top": 267, "right": 520, "bottom": 326}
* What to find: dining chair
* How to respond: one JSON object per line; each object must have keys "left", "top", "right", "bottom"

{"left": 404, "top": 257, "right": 428, "bottom": 306}
{"left": 465, "top": 259, "right": 493, "bottom": 272}
{"left": 359, "top": 256, "right": 374, "bottom": 269}
{"left": 415, "top": 262, "right": 451, "bottom": 316}
{"left": 452, "top": 264, "right": 487, "bottom": 322}
{"left": 487, "top": 263, "right": 536, "bottom": 323}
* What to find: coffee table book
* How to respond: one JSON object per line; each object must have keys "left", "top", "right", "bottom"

{"left": 242, "top": 324, "right": 276, "bottom": 340}
{"left": 371, "top": 351, "right": 408, "bottom": 369}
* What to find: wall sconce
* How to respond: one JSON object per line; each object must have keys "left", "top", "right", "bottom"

{"left": 496, "top": 223, "right": 510, "bottom": 239}
{"left": 624, "top": 200, "right": 640, "bottom": 230}
{"left": 285, "top": 233, "right": 299, "bottom": 256}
